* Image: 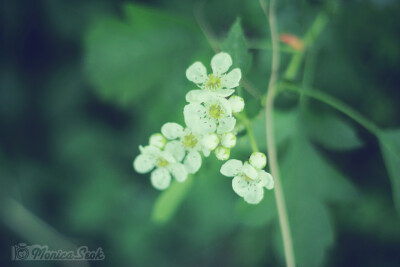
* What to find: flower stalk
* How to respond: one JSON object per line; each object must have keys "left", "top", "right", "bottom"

{"left": 260, "top": 0, "right": 296, "bottom": 266}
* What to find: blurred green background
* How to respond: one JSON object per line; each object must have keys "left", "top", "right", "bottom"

{"left": 1, "top": 0, "right": 400, "bottom": 266}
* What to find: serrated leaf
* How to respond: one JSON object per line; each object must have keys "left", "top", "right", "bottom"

{"left": 378, "top": 129, "right": 400, "bottom": 213}
{"left": 304, "top": 111, "right": 363, "bottom": 150}
{"left": 152, "top": 177, "right": 194, "bottom": 224}
{"left": 274, "top": 110, "right": 356, "bottom": 266}
{"left": 85, "top": 4, "right": 199, "bottom": 106}
{"left": 221, "top": 18, "right": 252, "bottom": 74}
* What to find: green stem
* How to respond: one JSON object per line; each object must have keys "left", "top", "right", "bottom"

{"left": 247, "top": 40, "right": 297, "bottom": 53}
{"left": 0, "top": 198, "right": 90, "bottom": 267}
{"left": 284, "top": 11, "right": 329, "bottom": 80}
{"left": 260, "top": 0, "right": 296, "bottom": 267}
{"left": 279, "top": 82, "right": 381, "bottom": 136}
{"left": 235, "top": 113, "right": 259, "bottom": 152}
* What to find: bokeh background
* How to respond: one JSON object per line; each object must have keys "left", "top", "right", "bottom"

{"left": 1, "top": 0, "right": 400, "bottom": 266}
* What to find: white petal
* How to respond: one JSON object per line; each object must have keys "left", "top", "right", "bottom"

{"left": 158, "top": 150, "right": 176, "bottom": 164}
{"left": 220, "top": 159, "right": 243, "bottom": 177}
{"left": 211, "top": 52, "right": 232, "bottom": 75}
{"left": 186, "top": 62, "right": 207, "bottom": 84}
{"left": 217, "top": 116, "right": 236, "bottom": 134}
{"left": 218, "top": 97, "right": 233, "bottom": 115}
{"left": 202, "top": 148, "right": 211, "bottom": 157}
{"left": 133, "top": 154, "right": 155, "bottom": 174}
{"left": 139, "top": 145, "right": 159, "bottom": 155}
{"left": 184, "top": 150, "right": 202, "bottom": 174}
{"left": 185, "top": 104, "right": 216, "bottom": 134}
{"left": 183, "top": 103, "right": 209, "bottom": 133}
{"left": 168, "top": 163, "right": 188, "bottom": 182}
{"left": 214, "top": 89, "right": 235, "bottom": 97}
{"left": 164, "top": 141, "right": 185, "bottom": 162}
{"left": 185, "top": 89, "right": 210, "bottom": 103}
{"left": 198, "top": 118, "right": 217, "bottom": 134}
{"left": 149, "top": 133, "right": 166, "bottom": 149}
{"left": 244, "top": 185, "right": 264, "bottom": 204}
{"left": 249, "top": 152, "right": 267, "bottom": 169}
{"left": 242, "top": 162, "right": 258, "bottom": 179}
{"left": 201, "top": 133, "right": 219, "bottom": 150}
{"left": 229, "top": 95, "right": 245, "bottom": 113}
{"left": 220, "top": 132, "right": 237, "bottom": 148}
{"left": 151, "top": 168, "right": 171, "bottom": 190}
{"left": 232, "top": 176, "right": 248, "bottom": 197}
{"left": 222, "top": 68, "right": 241, "bottom": 89}
{"left": 258, "top": 170, "right": 274, "bottom": 190}
{"left": 161, "top": 123, "right": 184, "bottom": 140}
{"left": 215, "top": 146, "right": 230, "bottom": 160}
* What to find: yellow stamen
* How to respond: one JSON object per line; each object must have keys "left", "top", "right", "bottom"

{"left": 205, "top": 74, "right": 221, "bottom": 90}
{"left": 182, "top": 134, "right": 198, "bottom": 148}
{"left": 157, "top": 158, "right": 168, "bottom": 167}
{"left": 209, "top": 104, "right": 223, "bottom": 119}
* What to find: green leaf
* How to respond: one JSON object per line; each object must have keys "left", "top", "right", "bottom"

{"left": 304, "top": 111, "right": 363, "bottom": 150}
{"left": 275, "top": 110, "right": 356, "bottom": 266}
{"left": 234, "top": 191, "right": 277, "bottom": 227}
{"left": 85, "top": 4, "right": 199, "bottom": 106}
{"left": 151, "top": 177, "right": 194, "bottom": 224}
{"left": 378, "top": 129, "right": 400, "bottom": 213}
{"left": 221, "top": 18, "right": 252, "bottom": 74}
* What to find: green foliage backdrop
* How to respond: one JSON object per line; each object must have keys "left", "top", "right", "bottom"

{"left": 0, "top": 0, "right": 399, "bottom": 266}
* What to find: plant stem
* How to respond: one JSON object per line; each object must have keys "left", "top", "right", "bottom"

{"left": 260, "top": 1, "right": 296, "bottom": 267}
{"left": 0, "top": 198, "right": 89, "bottom": 267}
{"left": 284, "top": 12, "right": 328, "bottom": 80}
{"left": 235, "top": 113, "right": 259, "bottom": 152}
{"left": 280, "top": 82, "right": 381, "bottom": 136}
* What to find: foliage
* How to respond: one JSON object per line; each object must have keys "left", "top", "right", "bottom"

{"left": 1, "top": 0, "right": 400, "bottom": 267}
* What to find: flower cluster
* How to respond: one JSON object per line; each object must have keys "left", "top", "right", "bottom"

{"left": 133, "top": 52, "right": 244, "bottom": 190}
{"left": 220, "top": 152, "right": 274, "bottom": 204}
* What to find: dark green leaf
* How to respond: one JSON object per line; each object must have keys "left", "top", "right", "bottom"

{"left": 304, "top": 111, "right": 363, "bottom": 150}
{"left": 85, "top": 4, "right": 199, "bottom": 106}
{"left": 275, "top": 110, "right": 357, "bottom": 266}
{"left": 221, "top": 18, "right": 252, "bottom": 74}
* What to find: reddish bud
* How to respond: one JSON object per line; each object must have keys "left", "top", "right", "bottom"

{"left": 279, "top": 33, "right": 305, "bottom": 51}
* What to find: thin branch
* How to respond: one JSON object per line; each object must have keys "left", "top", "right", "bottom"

{"left": 235, "top": 113, "right": 259, "bottom": 152}
{"left": 280, "top": 82, "right": 381, "bottom": 136}
{"left": 259, "top": 0, "right": 296, "bottom": 267}
{"left": 0, "top": 198, "right": 89, "bottom": 267}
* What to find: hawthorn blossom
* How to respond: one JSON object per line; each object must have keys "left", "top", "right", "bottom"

{"left": 220, "top": 152, "right": 274, "bottom": 204}
{"left": 161, "top": 122, "right": 219, "bottom": 173}
{"left": 133, "top": 144, "right": 187, "bottom": 190}
{"left": 185, "top": 52, "right": 241, "bottom": 99}
{"left": 184, "top": 94, "right": 236, "bottom": 135}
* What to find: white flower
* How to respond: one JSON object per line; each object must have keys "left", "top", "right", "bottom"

{"left": 220, "top": 152, "right": 274, "bottom": 204}
{"left": 229, "top": 95, "right": 245, "bottom": 113}
{"left": 220, "top": 132, "right": 237, "bottom": 148}
{"left": 184, "top": 94, "right": 236, "bottom": 135}
{"left": 215, "top": 146, "right": 230, "bottom": 161}
{"left": 149, "top": 133, "right": 167, "bottom": 149}
{"left": 249, "top": 152, "right": 267, "bottom": 169}
{"left": 161, "top": 122, "right": 219, "bottom": 174}
{"left": 185, "top": 52, "right": 241, "bottom": 100}
{"left": 133, "top": 145, "right": 187, "bottom": 190}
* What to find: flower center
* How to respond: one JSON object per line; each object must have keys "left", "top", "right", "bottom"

{"left": 156, "top": 158, "right": 169, "bottom": 167}
{"left": 209, "top": 104, "right": 223, "bottom": 119}
{"left": 182, "top": 134, "right": 198, "bottom": 148}
{"left": 244, "top": 175, "right": 253, "bottom": 182}
{"left": 205, "top": 74, "right": 221, "bottom": 90}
